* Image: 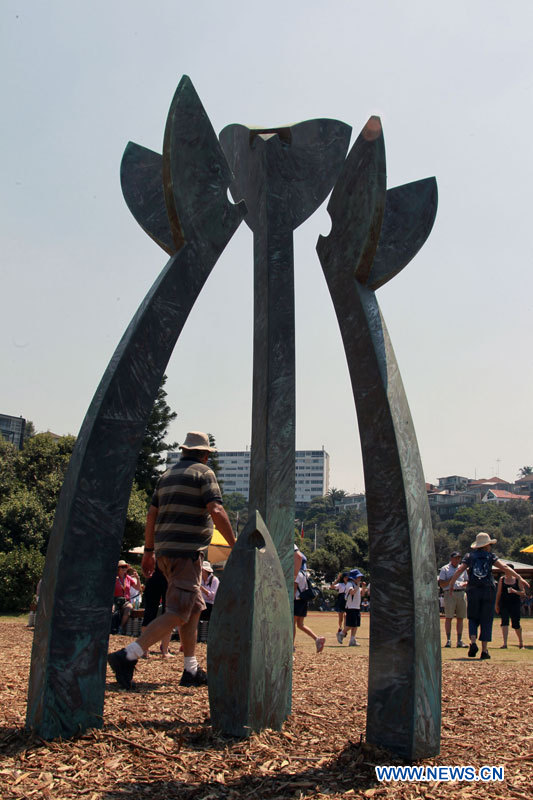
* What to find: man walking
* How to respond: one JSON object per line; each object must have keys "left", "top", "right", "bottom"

{"left": 438, "top": 551, "right": 467, "bottom": 648}
{"left": 108, "top": 431, "right": 236, "bottom": 689}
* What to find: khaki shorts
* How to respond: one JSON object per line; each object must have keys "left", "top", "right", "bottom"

{"left": 157, "top": 555, "right": 206, "bottom": 623}
{"left": 444, "top": 590, "right": 467, "bottom": 619}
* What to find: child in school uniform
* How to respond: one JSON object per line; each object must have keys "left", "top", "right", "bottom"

{"left": 338, "top": 569, "right": 364, "bottom": 646}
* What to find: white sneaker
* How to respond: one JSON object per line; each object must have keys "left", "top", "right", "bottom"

{"left": 336, "top": 631, "right": 344, "bottom": 644}
{"left": 315, "top": 636, "right": 326, "bottom": 654}
{"left": 349, "top": 638, "right": 360, "bottom": 647}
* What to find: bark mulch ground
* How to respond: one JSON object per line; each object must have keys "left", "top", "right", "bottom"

{"left": 0, "top": 621, "right": 531, "bottom": 800}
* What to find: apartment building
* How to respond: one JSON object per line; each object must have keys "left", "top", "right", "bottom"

{"left": 0, "top": 413, "right": 26, "bottom": 449}
{"left": 167, "top": 447, "right": 330, "bottom": 503}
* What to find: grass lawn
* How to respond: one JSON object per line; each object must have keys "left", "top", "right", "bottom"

{"left": 295, "top": 611, "right": 533, "bottom": 663}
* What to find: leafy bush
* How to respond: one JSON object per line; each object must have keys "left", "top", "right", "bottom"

{"left": 0, "top": 546, "right": 45, "bottom": 612}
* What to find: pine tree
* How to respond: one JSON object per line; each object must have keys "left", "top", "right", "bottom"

{"left": 134, "top": 376, "right": 177, "bottom": 499}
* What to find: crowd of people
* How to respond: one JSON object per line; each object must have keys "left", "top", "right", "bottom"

{"left": 438, "top": 532, "right": 530, "bottom": 658}
{"left": 106, "top": 430, "right": 529, "bottom": 692}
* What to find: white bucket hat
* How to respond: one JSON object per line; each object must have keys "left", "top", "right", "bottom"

{"left": 471, "top": 531, "right": 497, "bottom": 549}
{"left": 179, "top": 431, "right": 216, "bottom": 452}
{"left": 202, "top": 560, "right": 213, "bottom": 572}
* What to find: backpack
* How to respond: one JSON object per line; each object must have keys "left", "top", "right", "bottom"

{"left": 299, "top": 573, "right": 321, "bottom": 602}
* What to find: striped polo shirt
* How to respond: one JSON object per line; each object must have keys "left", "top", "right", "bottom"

{"left": 152, "top": 456, "right": 222, "bottom": 558}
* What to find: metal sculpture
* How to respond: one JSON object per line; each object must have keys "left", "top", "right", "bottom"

{"left": 219, "top": 120, "right": 350, "bottom": 601}
{"left": 207, "top": 511, "right": 292, "bottom": 736}
{"left": 26, "top": 76, "right": 246, "bottom": 739}
{"left": 26, "top": 75, "right": 440, "bottom": 759}
{"left": 316, "top": 117, "right": 440, "bottom": 759}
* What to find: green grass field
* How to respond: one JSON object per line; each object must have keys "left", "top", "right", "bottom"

{"left": 294, "top": 611, "right": 533, "bottom": 663}
{"left": 4, "top": 610, "right": 532, "bottom": 663}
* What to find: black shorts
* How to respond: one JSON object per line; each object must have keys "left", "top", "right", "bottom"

{"left": 345, "top": 608, "right": 361, "bottom": 628}
{"left": 500, "top": 605, "right": 521, "bottom": 629}
{"left": 334, "top": 595, "right": 346, "bottom": 612}
{"left": 294, "top": 598, "right": 308, "bottom": 618}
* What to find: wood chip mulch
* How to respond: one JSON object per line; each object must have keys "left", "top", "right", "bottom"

{"left": 0, "top": 622, "right": 531, "bottom": 800}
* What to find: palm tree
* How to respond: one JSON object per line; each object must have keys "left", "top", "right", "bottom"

{"left": 518, "top": 466, "right": 533, "bottom": 478}
{"left": 327, "top": 487, "right": 347, "bottom": 510}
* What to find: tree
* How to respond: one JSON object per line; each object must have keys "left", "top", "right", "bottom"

{"left": 134, "top": 375, "right": 177, "bottom": 499}
{"left": 222, "top": 491, "right": 248, "bottom": 533}
{"left": 308, "top": 547, "right": 340, "bottom": 581}
{"left": 518, "top": 466, "right": 533, "bottom": 477}
{"left": 122, "top": 483, "right": 151, "bottom": 554}
{"left": 327, "top": 487, "right": 347, "bottom": 509}
{"left": 0, "top": 546, "right": 45, "bottom": 612}
{"left": 207, "top": 433, "right": 220, "bottom": 480}
{"left": 23, "top": 420, "right": 36, "bottom": 440}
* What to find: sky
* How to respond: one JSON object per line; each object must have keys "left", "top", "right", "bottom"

{"left": 1, "top": 1, "right": 532, "bottom": 491}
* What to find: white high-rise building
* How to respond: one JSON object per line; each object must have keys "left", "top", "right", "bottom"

{"left": 167, "top": 448, "right": 330, "bottom": 503}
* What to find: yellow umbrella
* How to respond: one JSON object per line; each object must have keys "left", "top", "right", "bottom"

{"left": 520, "top": 543, "right": 533, "bottom": 553}
{"left": 208, "top": 527, "right": 232, "bottom": 565}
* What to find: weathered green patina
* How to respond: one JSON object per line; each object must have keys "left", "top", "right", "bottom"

{"left": 219, "top": 121, "right": 351, "bottom": 602}
{"left": 26, "top": 76, "right": 245, "bottom": 739}
{"left": 207, "top": 511, "right": 292, "bottom": 736}
{"left": 316, "top": 117, "right": 440, "bottom": 759}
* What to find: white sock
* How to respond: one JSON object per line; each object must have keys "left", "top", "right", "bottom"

{"left": 183, "top": 656, "right": 198, "bottom": 675}
{"left": 125, "top": 641, "right": 143, "bottom": 661}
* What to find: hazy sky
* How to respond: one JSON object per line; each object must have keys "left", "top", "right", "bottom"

{"left": 2, "top": 1, "right": 532, "bottom": 491}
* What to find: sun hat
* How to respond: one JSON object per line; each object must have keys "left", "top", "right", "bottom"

{"left": 202, "top": 560, "right": 213, "bottom": 573}
{"left": 471, "top": 532, "right": 497, "bottom": 549}
{"left": 179, "top": 431, "right": 216, "bottom": 452}
{"left": 117, "top": 560, "right": 129, "bottom": 567}
{"left": 349, "top": 568, "right": 363, "bottom": 580}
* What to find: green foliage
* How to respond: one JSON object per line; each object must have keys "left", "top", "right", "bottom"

{"left": 0, "top": 546, "right": 45, "bottom": 612}
{"left": 222, "top": 492, "right": 248, "bottom": 534}
{"left": 436, "top": 499, "right": 532, "bottom": 560}
{"left": 0, "top": 488, "right": 51, "bottom": 552}
{"left": 433, "top": 529, "right": 456, "bottom": 567}
{"left": 518, "top": 466, "right": 533, "bottom": 477}
{"left": 122, "top": 483, "right": 150, "bottom": 554}
{"left": 23, "top": 420, "right": 36, "bottom": 440}
{"left": 0, "top": 439, "right": 21, "bottom": 501}
{"left": 207, "top": 433, "right": 221, "bottom": 480}
{"left": 308, "top": 547, "right": 340, "bottom": 581}
{"left": 134, "top": 375, "right": 177, "bottom": 498}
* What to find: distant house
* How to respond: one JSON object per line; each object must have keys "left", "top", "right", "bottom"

{"left": 427, "top": 490, "right": 476, "bottom": 519}
{"left": 515, "top": 475, "right": 533, "bottom": 497}
{"left": 437, "top": 475, "right": 469, "bottom": 492}
{"left": 482, "top": 489, "right": 530, "bottom": 504}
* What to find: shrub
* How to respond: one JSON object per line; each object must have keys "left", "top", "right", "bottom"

{"left": 0, "top": 546, "right": 45, "bottom": 612}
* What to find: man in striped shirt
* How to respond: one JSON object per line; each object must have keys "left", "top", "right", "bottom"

{"left": 108, "top": 431, "right": 235, "bottom": 689}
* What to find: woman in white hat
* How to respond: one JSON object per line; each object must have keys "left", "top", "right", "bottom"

{"left": 199, "top": 561, "right": 219, "bottom": 620}
{"left": 449, "top": 532, "right": 529, "bottom": 660}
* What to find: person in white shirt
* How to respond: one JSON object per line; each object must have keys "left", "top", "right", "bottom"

{"left": 199, "top": 561, "right": 219, "bottom": 620}
{"left": 438, "top": 551, "right": 467, "bottom": 648}
{"left": 294, "top": 551, "right": 325, "bottom": 654}
{"left": 330, "top": 572, "right": 348, "bottom": 635}
{"left": 337, "top": 569, "right": 364, "bottom": 646}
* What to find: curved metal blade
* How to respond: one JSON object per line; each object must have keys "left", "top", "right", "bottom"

{"left": 120, "top": 142, "right": 176, "bottom": 255}
{"left": 317, "top": 117, "right": 387, "bottom": 287}
{"left": 367, "top": 177, "right": 438, "bottom": 290}
{"left": 219, "top": 118, "right": 351, "bottom": 233}
{"left": 163, "top": 75, "right": 245, "bottom": 249}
